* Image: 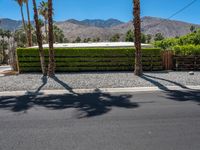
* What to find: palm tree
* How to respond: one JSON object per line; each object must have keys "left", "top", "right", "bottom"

{"left": 133, "top": 0, "right": 142, "bottom": 76}
{"left": 15, "top": 0, "right": 28, "bottom": 46}
{"left": 5, "top": 30, "right": 11, "bottom": 51}
{"left": 0, "top": 29, "right": 12, "bottom": 64}
{"left": 38, "top": 1, "right": 48, "bottom": 42}
{"left": 32, "top": 0, "right": 47, "bottom": 75}
{"left": 0, "top": 29, "right": 6, "bottom": 63}
{"left": 47, "top": 0, "right": 55, "bottom": 77}
{"left": 23, "top": 0, "right": 32, "bottom": 47}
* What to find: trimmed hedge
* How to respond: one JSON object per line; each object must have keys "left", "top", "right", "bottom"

{"left": 17, "top": 47, "right": 163, "bottom": 72}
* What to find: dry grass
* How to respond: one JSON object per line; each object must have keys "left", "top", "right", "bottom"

{"left": 0, "top": 70, "right": 19, "bottom": 76}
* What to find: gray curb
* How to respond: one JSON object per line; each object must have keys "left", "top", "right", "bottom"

{"left": 0, "top": 85, "right": 200, "bottom": 96}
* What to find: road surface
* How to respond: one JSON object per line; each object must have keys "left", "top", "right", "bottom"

{"left": 0, "top": 90, "right": 200, "bottom": 150}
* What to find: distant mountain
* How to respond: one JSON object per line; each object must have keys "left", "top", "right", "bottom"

{"left": 0, "top": 18, "right": 23, "bottom": 31}
{"left": 56, "top": 21, "right": 112, "bottom": 41}
{"left": 1, "top": 16, "right": 200, "bottom": 42}
{"left": 111, "top": 16, "right": 200, "bottom": 38}
{"left": 66, "top": 18, "right": 124, "bottom": 28}
{"left": 56, "top": 17, "right": 200, "bottom": 41}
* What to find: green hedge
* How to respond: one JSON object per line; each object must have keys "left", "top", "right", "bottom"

{"left": 173, "top": 45, "right": 200, "bottom": 55}
{"left": 17, "top": 47, "right": 163, "bottom": 72}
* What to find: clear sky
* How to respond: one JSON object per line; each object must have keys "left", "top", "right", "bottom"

{"left": 0, "top": 0, "right": 200, "bottom": 24}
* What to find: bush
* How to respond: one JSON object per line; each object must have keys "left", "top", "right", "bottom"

{"left": 173, "top": 45, "right": 200, "bottom": 55}
{"left": 17, "top": 47, "right": 162, "bottom": 72}
{"left": 154, "top": 38, "right": 179, "bottom": 50}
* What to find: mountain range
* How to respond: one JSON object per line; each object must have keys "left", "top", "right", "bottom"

{"left": 1, "top": 16, "right": 200, "bottom": 42}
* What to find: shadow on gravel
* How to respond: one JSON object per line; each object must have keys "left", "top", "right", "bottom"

{"left": 142, "top": 74, "right": 189, "bottom": 90}
{"left": 0, "top": 76, "right": 138, "bottom": 118}
{"left": 142, "top": 74, "right": 200, "bottom": 105}
{"left": 51, "top": 76, "right": 76, "bottom": 94}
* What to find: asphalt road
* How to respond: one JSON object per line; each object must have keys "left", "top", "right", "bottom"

{"left": 0, "top": 90, "right": 200, "bottom": 150}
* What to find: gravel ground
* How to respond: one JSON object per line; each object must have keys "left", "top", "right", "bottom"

{"left": 0, "top": 71, "right": 200, "bottom": 92}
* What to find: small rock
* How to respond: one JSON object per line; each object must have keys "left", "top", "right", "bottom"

{"left": 189, "top": 71, "right": 194, "bottom": 75}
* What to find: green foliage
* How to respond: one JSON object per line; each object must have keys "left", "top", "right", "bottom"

{"left": 190, "top": 25, "right": 196, "bottom": 33}
{"left": 38, "top": 1, "right": 48, "bottom": 20}
{"left": 110, "top": 34, "right": 120, "bottom": 42}
{"left": 154, "top": 29, "right": 200, "bottom": 55}
{"left": 125, "top": 30, "right": 148, "bottom": 43}
{"left": 146, "top": 34, "right": 152, "bottom": 43}
{"left": 92, "top": 37, "right": 100, "bottom": 42}
{"left": 38, "top": 19, "right": 44, "bottom": 28}
{"left": 53, "top": 25, "right": 65, "bottom": 43}
{"left": 173, "top": 45, "right": 200, "bottom": 55}
{"left": 17, "top": 47, "right": 162, "bottom": 72}
{"left": 83, "top": 38, "right": 91, "bottom": 43}
{"left": 154, "top": 33, "right": 164, "bottom": 41}
{"left": 125, "top": 30, "right": 134, "bottom": 42}
{"left": 74, "top": 36, "right": 82, "bottom": 43}
{"left": 14, "top": 27, "right": 37, "bottom": 47}
{"left": 141, "top": 33, "right": 146, "bottom": 43}
{"left": 0, "top": 40, "right": 8, "bottom": 50}
{"left": 0, "top": 29, "right": 10, "bottom": 50}
{"left": 154, "top": 38, "right": 179, "bottom": 50}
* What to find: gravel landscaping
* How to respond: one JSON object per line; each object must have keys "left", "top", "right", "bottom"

{"left": 0, "top": 71, "right": 200, "bottom": 92}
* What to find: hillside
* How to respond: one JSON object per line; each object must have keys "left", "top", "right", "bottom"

{"left": 0, "top": 18, "right": 23, "bottom": 31}
{"left": 1, "top": 16, "right": 200, "bottom": 41}
{"left": 66, "top": 18, "right": 124, "bottom": 28}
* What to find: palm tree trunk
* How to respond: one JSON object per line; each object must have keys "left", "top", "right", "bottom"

{"left": 20, "top": 5, "right": 28, "bottom": 47}
{"left": 45, "top": 18, "right": 48, "bottom": 43}
{"left": 25, "top": 0, "right": 32, "bottom": 47}
{"left": 133, "top": 0, "right": 142, "bottom": 76}
{"left": 2, "top": 36, "right": 6, "bottom": 64}
{"left": 48, "top": 0, "right": 55, "bottom": 77}
{"left": 32, "top": 0, "right": 47, "bottom": 76}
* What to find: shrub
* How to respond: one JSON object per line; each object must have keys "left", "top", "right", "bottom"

{"left": 17, "top": 47, "right": 162, "bottom": 72}
{"left": 173, "top": 45, "right": 200, "bottom": 55}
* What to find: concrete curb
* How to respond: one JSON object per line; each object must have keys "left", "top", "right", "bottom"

{"left": 0, "top": 85, "right": 200, "bottom": 97}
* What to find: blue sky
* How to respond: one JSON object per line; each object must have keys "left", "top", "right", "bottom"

{"left": 0, "top": 0, "right": 200, "bottom": 24}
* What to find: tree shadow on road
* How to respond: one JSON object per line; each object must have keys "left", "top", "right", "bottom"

{"left": 141, "top": 74, "right": 200, "bottom": 105}
{"left": 0, "top": 75, "right": 138, "bottom": 118}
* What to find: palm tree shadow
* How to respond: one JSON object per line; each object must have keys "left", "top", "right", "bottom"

{"left": 0, "top": 82, "right": 139, "bottom": 118}
{"left": 51, "top": 75, "right": 76, "bottom": 94}
{"left": 141, "top": 75, "right": 170, "bottom": 91}
{"left": 35, "top": 76, "right": 48, "bottom": 93}
{"left": 164, "top": 90, "right": 200, "bottom": 104}
{"left": 4, "top": 76, "right": 48, "bottom": 113}
{"left": 141, "top": 74, "right": 200, "bottom": 105}
{"left": 144, "top": 74, "right": 189, "bottom": 89}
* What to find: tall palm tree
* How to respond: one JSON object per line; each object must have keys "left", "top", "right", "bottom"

{"left": 23, "top": 0, "right": 32, "bottom": 47}
{"left": 15, "top": 0, "right": 28, "bottom": 46}
{"left": 38, "top": 1, "right": 48, "bottom": 42}
{"left": 0, "top": 29, "right": 6, "bottom": 63}
{"left": 32, "top": 0, "right": 47, "bottom": 75}
{"left": 133, "top": 0, "right": 142, "bottom": 76}
{"left": 48, "top": 0, "right": 55, "bottom": 77}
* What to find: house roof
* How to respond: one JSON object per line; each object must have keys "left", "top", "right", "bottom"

{"left": 31, "top": 42, "right": 152, "bottom": 48}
